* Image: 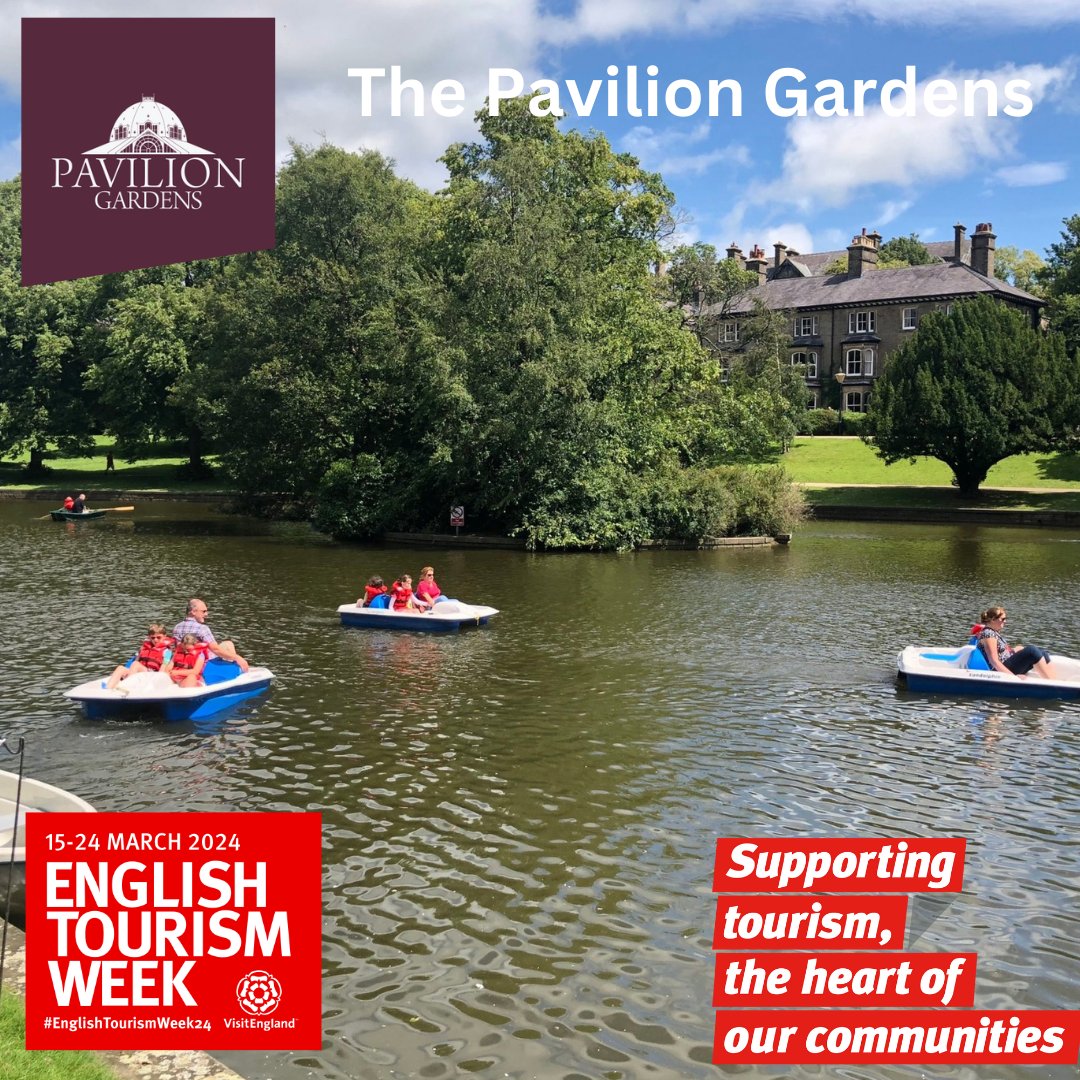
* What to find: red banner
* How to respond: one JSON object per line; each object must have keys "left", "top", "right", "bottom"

{"left": 714, "top": 837, "right": 965, "bottom": 893}
{"left": 714, "top": 1010, "right": 1080, "bottom": 1064}
{"left": 24, "top": 812, "right": 322, "bottom": 1050}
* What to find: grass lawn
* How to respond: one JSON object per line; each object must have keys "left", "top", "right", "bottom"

{"left": 0, "top": 993, "right": 116, "bottom": 1080}
{"left": 782, "top": 437, "right": 1080, "bottom": 491}
{"left": 0, "top": 439, "right": 233, "bottom": 494}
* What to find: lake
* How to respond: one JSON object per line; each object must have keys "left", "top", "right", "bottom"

{"left": 3, "top": 500, "right": 1080, "bottom": 1079}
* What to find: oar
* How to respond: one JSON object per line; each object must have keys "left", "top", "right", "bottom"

{"left": 99, "top": 506, "right": 135, "bottom": 512}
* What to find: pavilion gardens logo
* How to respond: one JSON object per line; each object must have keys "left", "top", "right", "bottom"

{"left": 53, "top": 94, "right": 244, "bottom": 212}
{"left": 21, "top": 18, "right": 275, "bottom": 285}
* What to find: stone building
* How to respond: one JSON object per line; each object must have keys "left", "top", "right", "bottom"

{"left": 717, "top": 222, "right": 1043, "bottom": 413}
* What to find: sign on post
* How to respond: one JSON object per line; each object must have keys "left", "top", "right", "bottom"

{"left": 450, "top": 505, "right": 464, "bottom": 532}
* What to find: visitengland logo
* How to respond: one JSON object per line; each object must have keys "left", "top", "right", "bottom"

{"left": 22, "top": 18, "right": 275, "bottom": 285}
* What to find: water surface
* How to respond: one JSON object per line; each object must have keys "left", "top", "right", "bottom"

{"left": 2, "top": 501, "right": 1079, "bottom": 1079}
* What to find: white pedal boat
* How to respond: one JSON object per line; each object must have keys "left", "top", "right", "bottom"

{"left": 66, "top": 658, "right": 275, "bottom": 720}
{"left": 897, "top": 645, "right": 1080, "bottom": 700}
{"left": 1, "top": 768, "right": 95, "bottom": 920}
{"left": 337, "top": 599, "right": 498, "bottom": 632}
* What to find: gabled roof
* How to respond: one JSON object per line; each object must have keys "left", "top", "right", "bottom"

{"left": 722, "top": 262, "right": 1042, "bottom": 316}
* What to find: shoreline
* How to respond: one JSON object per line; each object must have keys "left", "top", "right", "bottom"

{"left": 6, "top": 487, "right": 1080, "bottom": 532}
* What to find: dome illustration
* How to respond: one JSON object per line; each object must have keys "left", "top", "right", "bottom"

{"left": 83, "top": 95, "right": 213, "bottom": 156}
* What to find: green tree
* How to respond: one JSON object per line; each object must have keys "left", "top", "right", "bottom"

{"left": 867, "top": 296, "right": 1080, "bottom": 494}
{"left": 994, "top": 245, "right": 1045, "bottom": 295}
{"left": 83, "top": 266, "right": 219, "bottom": 472}
{"left": 211, "top": 143, "right": 466, "bottom": 513}
{"left": 438, "top": 101, "right": 729, "bottom": 547}
{"left": 1039, "top": 214, "right": 1080, "bottom": 353}
{"left": 0, "top": 179, "right": 97, "bottom": 472}
{"left": 878, "top": 233, "right": 934, "bottom": 268}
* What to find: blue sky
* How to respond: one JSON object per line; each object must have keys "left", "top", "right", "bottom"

{"left": 1, "top": 1, "right": 1079, "bottom": 261}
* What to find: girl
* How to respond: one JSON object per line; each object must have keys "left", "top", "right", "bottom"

{"left": 390, "top": 573, "right": 420, "bottom": 611}
{"left": 167, "top": 633, "right": 207, "bottom": 687}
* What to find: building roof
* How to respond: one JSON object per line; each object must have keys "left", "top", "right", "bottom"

{"left": 764, "top": 237, "right": 971, "bottom": 279}
{"left": 723, "top": 262, "right": 1042, "bottom": 316}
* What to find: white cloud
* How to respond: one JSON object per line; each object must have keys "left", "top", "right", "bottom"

{"left": 995, "top": 161, "right": 1067, "bottom": 186}
{"left": 540, "top": 0, "right": 1080, "bottom": 42}
{"left": 761, "top": 63, "right": 1074, "bottom": 210}
{"left": 0, "top": 1, "right": 546, "bottom": 190}
{"left": 621, "top": 122, "right": 750, "bottom": 177}
{"left": 877, "top": 199, "right": 913, "bottom": 226}
{"left": 708, "top": 200, "right": 817, "bottom": 257}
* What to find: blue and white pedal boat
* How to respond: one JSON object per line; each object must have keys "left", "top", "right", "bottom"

{"left": 337, "top": 599, "right": 498, "bottom": 633}
{"left": 65, "top": 658, "right": 275, "bottom": 720}
{"left": 897, "top": 645, "right": 1080, "bottom": 700}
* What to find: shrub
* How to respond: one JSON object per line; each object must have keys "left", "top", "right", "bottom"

{"left": 312, "top": 455, "right": 389, "bottom": 539}
{"left": 801, "top": 408, "right": 839, "bottom": 435}
{"left": 840, "top": 410, "right": 870, "bottom": 434}
{"left": 645, "top": 466, "right": 739, "bottom": 542}
{"left": 726, "top": 465, "right": 808, "bottom": 535}
{"left": 646, "top": 464, "right": 805, "bottom": 541}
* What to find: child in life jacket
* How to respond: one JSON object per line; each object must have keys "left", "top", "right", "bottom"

{"left": 105, "top": 623, "right": 175, "bottom": 690}
{"left": 167, "top": 633, "right": 208, "bottom": 687}
{"left": 390, "top": 573, "right": 422, "bottom": 611}
{"left": 360, "top": 575, "right": 388, "bottom": 607}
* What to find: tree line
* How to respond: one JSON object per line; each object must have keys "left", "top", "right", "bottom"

{"left": 0, "top": 103, "right": 806, "bottom": 549}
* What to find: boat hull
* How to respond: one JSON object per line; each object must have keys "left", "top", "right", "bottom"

{"left": 50, "top": 509, "right": 107, "bottom": 521}
{"left": 0, "top": 769, "right": 95, "bottom": 922}
{"left": 65, "top": 661, "right": 275, "bottom": 720}
{"left": 897, "top": 645, "right": 1080, "bottom": 700}
{"left": 337, "top": 600, "right": 498, "bottom": 633}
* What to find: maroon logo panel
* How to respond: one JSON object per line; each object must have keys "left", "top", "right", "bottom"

{"left": 22, "top": 18, "right": 275, "bottom": 285}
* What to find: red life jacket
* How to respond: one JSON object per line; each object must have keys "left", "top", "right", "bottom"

{"left": 171, "top": 647, "right": 202, "bottom": 672}
{"left": 136, "top": 637, "right": 175, "bottom": 671}
{"left": 363, "top": 584, "right": 388, "bottom": 607}
{"left": 391, "top": 584, "right": 413, "bottom": 610}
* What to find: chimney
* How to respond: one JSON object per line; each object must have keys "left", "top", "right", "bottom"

{"left": 971, "top": 222, "right": 996, "bottom": 278}
{"left": 746, "top": 245, "right": 768, "bottom": 286}
{"left": 953, "top": 223, "right": 966, "bottom": 264}
{"left": 725, "top": 242, "right": 744, "bottom": 266}
{"left": 867, "top": 231, "right": 881, "bottom": 250}
{"left": 773, "top": 242, "right": 788, "bottom": 268}
{"left": 846, "top": 229, "right": 878, "bottom": 278}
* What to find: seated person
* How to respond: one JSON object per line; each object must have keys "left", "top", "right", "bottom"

{"left": 976, "top": 606, "right": 1058, "bottom": 680}
{"left": 62, "top": 495, "right": 74, "bottom": 511}
{"left": 105, "top": 623, "right": 175, "bottom": 689}
{"left": 167, "top": 633, "right": 207, "bottom": 687}
{"left": 72, "top": 492, "right": 87, "bottom": 514}
{"left": 360, "top": 575, "right": 388, "bottom": 607}
{"left": 390, "top": 573, "right": 423, "bottom": 612}
{"left": 414, "top": 566, "right": 445, "bottom": 611}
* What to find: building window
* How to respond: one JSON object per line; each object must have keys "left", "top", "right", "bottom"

{"left": 793, "top": 315, "right": 818, "bottom": 337}
{"left": 807, "top": 391, "right": 819, "bottom": 409}
{"left": 846, "top": 390, "right": 871, "bottom": 413}
{"left": 722, "top": 321, "right": 740, "bottom": 343}
{"left": 847, "top": 310, "right": 876, "bottom": 334}
{"left": 902, "top": 308, "right": 918, "bottom": 330}
{"left": 791, "top": 351, "right": 818, "bottom": 378}
{"left": 846, "top": 348, "right": 874, "bottom": 376}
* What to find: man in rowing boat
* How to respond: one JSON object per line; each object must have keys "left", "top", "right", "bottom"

{"left": 173, "top": 598, "right": 250, "bottom": 673}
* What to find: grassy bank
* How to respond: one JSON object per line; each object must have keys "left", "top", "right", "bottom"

{"left": 781, "top": 437, "right": 1080, "bottom": 489}
{"left": 0, "top": 993, "right": 116, "bottom": 1080}
{"left": 0, "top": 439, "right": 233, "bottom": 494}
